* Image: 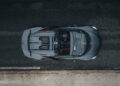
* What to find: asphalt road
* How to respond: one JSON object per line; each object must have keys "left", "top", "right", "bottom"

{"left": 0, "top": 1, "right": 120, "bottom": 70}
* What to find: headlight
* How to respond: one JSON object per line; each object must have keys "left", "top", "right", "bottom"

{"left": 91, "top": 56, "right": 97, "bottom": 59}
{"left": 91, "top": 26, "right": 98, "bottom": 30}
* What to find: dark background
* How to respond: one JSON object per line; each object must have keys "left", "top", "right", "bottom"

{"left": 0, "top": 0, "right": 120, "bottom": 70}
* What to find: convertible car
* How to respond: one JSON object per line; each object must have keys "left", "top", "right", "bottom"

{"left": 21, "top": 26, "right": 100, "bottom": 60}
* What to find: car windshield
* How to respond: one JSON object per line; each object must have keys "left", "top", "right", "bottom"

{"left": 72, "top": 31, "right": 87, "bottom": 56}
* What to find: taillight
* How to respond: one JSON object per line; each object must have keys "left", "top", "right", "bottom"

{"left": 40, "top": 54, "right": 47, "bottom": 55}
{"left": 40, "top": 31, "right": 47, "bottom": 33}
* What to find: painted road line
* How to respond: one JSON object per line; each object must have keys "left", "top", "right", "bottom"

{"left": 0, "top": 67, "right": 40, "bottom": 70}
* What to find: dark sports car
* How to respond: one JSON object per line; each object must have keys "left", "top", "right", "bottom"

{"left": 21, "top": 26, "right": 100, "bottom": 60}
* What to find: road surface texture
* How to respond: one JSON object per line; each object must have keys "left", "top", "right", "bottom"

{"left": 0, "top": 0, "right": 120, "bottom": 70}
{"left": 0, "top": 70, "right": 120, "bottom": 86}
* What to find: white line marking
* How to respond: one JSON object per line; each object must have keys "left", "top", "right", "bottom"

{"left": 0, "top": 67, "right": 40, "bottom": 70}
